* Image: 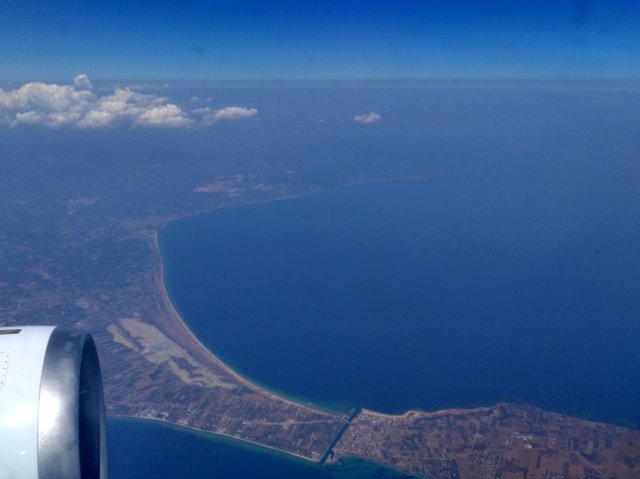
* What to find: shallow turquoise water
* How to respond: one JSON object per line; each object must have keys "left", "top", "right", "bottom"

{"left": 107, "top": 418, "right": 412, "bottom": 479}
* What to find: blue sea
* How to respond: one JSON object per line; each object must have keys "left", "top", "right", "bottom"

{"left": 160, "top": 174, "right": 640, "bottom": 425}
{"left": 112, "top": 85, "right": 640, "bottom": 478}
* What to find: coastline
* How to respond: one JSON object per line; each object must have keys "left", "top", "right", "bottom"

{"left": 135, "top": 179, "right": 442, "bottom": 469}
{"left": 146, "top": 171, "right": 445, "bottom": 419}
{"left": 151, "top": 226, "right": 349, "bottom": 418}
{"left": 95, "top": 219, "right": 354, "bottom": 464}
{"left": 109, "top": 414, "right": 320, "bottom": 464}
{"left": 139, "top": 180, "right": 459, "bottom": 473}
{"left": 137, "top": 175, "right": 506, "bottom": 466}
{"left": 108, "top": 415, "right": 413, "bottom": 479}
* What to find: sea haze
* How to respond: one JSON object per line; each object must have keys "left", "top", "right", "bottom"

{"left": 160, "top": 85, "right": 640, "bottom": 427}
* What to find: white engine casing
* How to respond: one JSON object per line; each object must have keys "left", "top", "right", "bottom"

{"left": 0, "top": 326, "right": 107, "bottom": 479}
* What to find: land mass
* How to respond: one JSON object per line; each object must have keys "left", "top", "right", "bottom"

{"left": 331, "top": 405, "right": 640, "bottom": 479}
{"left": 0, "top": 126, "right": 639, "bottom": 478}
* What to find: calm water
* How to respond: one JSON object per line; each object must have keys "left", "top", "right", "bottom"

{"left": 107, "top": 419, "right": 411, "bottom": 479}
{"left": 161, "top": 160, "right": 640, "bottom": 426}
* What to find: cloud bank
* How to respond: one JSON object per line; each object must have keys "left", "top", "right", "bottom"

{"left": 353, "top": 112, "right": 382, "bottom": 124}
{"left": 0, "top": 75, "right": 256, "bottom": 129}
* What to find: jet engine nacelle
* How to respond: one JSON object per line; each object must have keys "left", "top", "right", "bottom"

{"left": 0, "top": 326, "right": 107, "bottom": 478}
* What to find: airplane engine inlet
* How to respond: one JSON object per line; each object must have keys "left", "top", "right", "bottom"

{"left": 0, "top": 326, "right": 108, "bottom": 479}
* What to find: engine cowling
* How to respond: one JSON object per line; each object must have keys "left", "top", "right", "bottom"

{"left": 0, "top": 326, "right": 107, "bottom": 479}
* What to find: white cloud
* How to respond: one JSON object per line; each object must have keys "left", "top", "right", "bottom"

{"left": 195, "top": 106, "right": 258, "bottom": 126}
{"left": 73, "top": 74, "right": 93, "bottom": 91}
{"left": 136, "top": 104, "right": 194, "bottom": 127}
{"left": 214, "top": 106, "right": 258, "bottom": 121}
{"left": 0, "top": 80, "right": 95, "bottom": 128}
{"left": 353, "top": 112, "right": 382, "bottom": 124}
{"left": 76, "top": 87, "right": 191, "bottom": 128}
{"left": 14, "top": 111, "right": 45, "bottom": 125}
{"left": 77, "top": 109, "right": 115, "bottom": 128}
{"left": 0, "top": 75, "right": 252, "bottom": 129}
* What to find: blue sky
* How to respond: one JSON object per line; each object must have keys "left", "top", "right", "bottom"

{"left": 0, "top": 0, "right": 639, "bottom": 81}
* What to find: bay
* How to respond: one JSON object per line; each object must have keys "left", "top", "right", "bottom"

{"left": 160, "top": 156, "right": 640, "bottom": 426}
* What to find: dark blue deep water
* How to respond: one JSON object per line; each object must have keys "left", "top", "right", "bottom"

{"left": 161, "top": 162, "right": 640, "bottom": 426}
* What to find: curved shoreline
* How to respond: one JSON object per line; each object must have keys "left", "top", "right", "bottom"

{"left": 149, "top": 173, "right": 640, "bottom": 429}
{"left": 152, "top": 224, "right": 348, "bottom": 417}
{"left": 147, "top": 173, "right": 448, "bottom": 420}
{"left": 95, "top": 203, "right": 358, "bottom": 463}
